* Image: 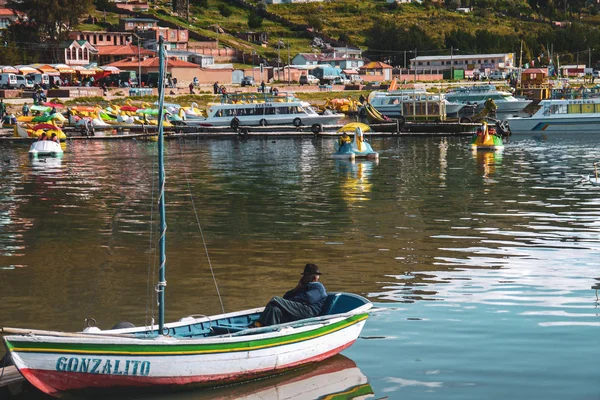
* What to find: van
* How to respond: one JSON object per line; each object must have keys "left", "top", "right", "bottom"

{"left": 26, "top": 73, "right": 50, "bottom": 87}
{"left": 0, "top": 73, "right": 18, "bottom": 89}
{"left": 489, "top": 71, "right": 507, "bottom": 80}
{"left": 299, "top": 74, "right": 319, "bottom": 85}
{"left": 15, "top": 75, "right": 33, "bottom": 89}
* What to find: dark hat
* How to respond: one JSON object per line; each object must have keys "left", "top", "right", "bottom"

{"left": 302, "top": 263, "right": 322, "bottom": 275}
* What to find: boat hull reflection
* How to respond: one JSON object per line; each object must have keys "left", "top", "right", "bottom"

{"left": 134, "top": 354, "right": 374, "bottom": 400}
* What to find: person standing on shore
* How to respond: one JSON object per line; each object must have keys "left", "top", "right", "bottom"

{"left": 0, "top": 99, "right": 5, "bottom": 117}
{"left": 213, "top": 81, "right": 219, "bottom": 94}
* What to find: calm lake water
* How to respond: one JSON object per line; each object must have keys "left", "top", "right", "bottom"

{"left": 1, "top": 132, "right": 599, "bottom": 399}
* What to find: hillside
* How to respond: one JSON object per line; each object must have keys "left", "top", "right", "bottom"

{"left": 89, "top": 0, "right": 600, "bottom": 67}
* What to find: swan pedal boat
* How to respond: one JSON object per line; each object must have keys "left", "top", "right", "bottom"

{"left": 470, "top": 123, "right": 504, "bottom": 151}
{"left": 332, "top": 126, "right": 379, "bottom": 160}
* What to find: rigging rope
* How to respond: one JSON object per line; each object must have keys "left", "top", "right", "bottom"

{"left": 145, "top": 130, "right": 159, "bottom": 330}
{"left": 176, "top": 140, "right": 226, "bottom": 315}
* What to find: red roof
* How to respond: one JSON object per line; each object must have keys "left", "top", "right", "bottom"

{"left": 105, "top": 57, "right": 200, "bottom": 69}
{"left": 97, "top": 45, "right": 155, "bottom": 57}
{"left": 360, "top": 61, "right": 392, "bottom": 70}
{"left": 523, "top": 68, "right": 548, "bottom": 74}
{"left": 0, "top": 7, "right": 21, "bottom": 16}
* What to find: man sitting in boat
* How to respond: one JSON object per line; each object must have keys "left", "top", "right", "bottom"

{"left": 338, "top": 132, "right": 352, "bottom": 147}
{"left": 50, "top": 133, "right": 59, "bottom": 143}
{"left": 38, "top": 132, "right": 48, "bottom": 141}
{"left": 252, "top": 263, "right": 327, "bottom": 327}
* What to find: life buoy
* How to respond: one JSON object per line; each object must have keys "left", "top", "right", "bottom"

{"left": 230, "top": 117, "right": 240, "bottom": 129}
{"left": 460, "top": 116, "right": 472, "bottom": 123}
{"left": 259, "top": 118, "right": 267, "bottom": 126}
{"left": 293, "top": 117, "right": 302, "bottom": 127}
{"left": 311, "top": 123, "right": 322, "bottom": 134}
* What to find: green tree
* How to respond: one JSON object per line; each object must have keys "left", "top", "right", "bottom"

{"left": 306, "top": 15, "right": 323, "bottom": 32}
{"left": 8, "top": 0, "right": 93, "bottom": 62}
{"left": 247, "top": 10, "right": 263, "bottom": 30}
{"left": 218, "top": 4, "right": 232, "bottom": 17}
{"left": 365, "top": 19, "right": 437, "bottom": 66}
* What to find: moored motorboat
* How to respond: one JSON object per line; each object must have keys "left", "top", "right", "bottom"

{"left": 445, "top": 84, "right": 532, "bottom": 113}
{"left": 189, "top": 93, "right": 343, "bottom": 130}
{"left": 506, "top": 98, "right": 600, "bottom": 134}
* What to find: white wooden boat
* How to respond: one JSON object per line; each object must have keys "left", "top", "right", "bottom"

{"left": 28, "top": 140, "right": 63, "bottom": 156}
{"left": 2, "top": 35, "right": 372, "bottom": 399}
{"left": 506, "top": 98, "right": 600, "bottom": 134}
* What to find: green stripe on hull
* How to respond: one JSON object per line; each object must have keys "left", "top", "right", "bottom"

{"left": 6, "top": 314, "right": 368, "bottom": 356}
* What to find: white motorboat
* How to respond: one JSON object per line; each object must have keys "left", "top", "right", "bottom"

{"left": 28, "top": 140, "right": 63, "bottom": 156}
{"left": 445, "top": 84, "right": 532, "bottom": 113}
{"left": 369, "top": 89, "right": 464, "bottom": 118}
{"left": 506, "top": 98, "right": 600, "bottom": 134}
{"left": 187, "top": 93, "right": 343, "bottom": 130}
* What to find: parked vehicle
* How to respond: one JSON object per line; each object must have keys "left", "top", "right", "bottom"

{"left": 299, "top": 74, "right": 320, "bottom": 85}
{"left": 312, "top": 66, "right": 342, "bottom": 84}
{"left": 489, "top": 71, "right": 507, "bottom": 80}
{"left": 593, "top": 71, "right": 600, "bottom": 79}
{"left": 15, "top": 75, "right": 33, "bottom": 89}
{"left": 334, "top": 76, "right": 350, "bottom": 85}
{"left": 25, "top": 73, "right": 50, "bottom": 88}
{"left": 0, "top": 73, "right": 18, "bottom": 89}
{"left": 241, "top": 76, "right": 255, "bottom": 87}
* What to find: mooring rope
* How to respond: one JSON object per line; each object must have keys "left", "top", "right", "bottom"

{"left": 176, "top": 140, "right": 226, "bottom": 315}
{"left": 145, "top": 147, "right": 158, "bottom": 330}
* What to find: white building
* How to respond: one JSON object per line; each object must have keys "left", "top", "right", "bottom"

{"left": 410, "top": 53, "right": 515, "bottom": 73}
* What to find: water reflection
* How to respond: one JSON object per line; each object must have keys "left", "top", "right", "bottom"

{"left": 472, "top": 150, "right": 502, "bottom": 180}
{"left": 334, "top": 159, "right": 378, "bottom": 205}
{"left": 132, "top": 355, "right": 374, "bottom": 400}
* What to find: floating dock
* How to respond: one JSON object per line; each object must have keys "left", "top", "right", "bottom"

{"left": 0, "top": 121, "right": 479, "bottom": 142}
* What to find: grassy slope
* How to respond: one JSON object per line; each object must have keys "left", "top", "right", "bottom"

{"left": 85, "top": 2, "right": 600, "bottom": 65}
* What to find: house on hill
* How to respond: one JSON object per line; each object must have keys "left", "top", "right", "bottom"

{"left": 105, "top": 56, "right": 200, "bottom": 82}
{"left": 60, "top": 40, "right": 98, "bottom": 66}
{"left": 119, "top": 17, "right": 158, "bottom": 31}
{"left": 70, "top": 31, "right": 133, "bottom": 47}
{"left": 236, "top": 32, "right": 269, "bottom": 45}
{"left": 359, "top": 61, "right": 393, "bottom": 82}
{"left": 96, "top": 45, "right": 155, "bottom": 65}
{"left": 0, "top": 7, "right": 24, "bottom": 29}
{"left": 292, "top": 52, "right": 364, "bottom": 70}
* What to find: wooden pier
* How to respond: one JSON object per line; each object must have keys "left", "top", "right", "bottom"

{"left": 0, "top": 365, "right": 28, "bottom": 398}
{"left": 0, "top": 120, "right": 479, "bottom": 142}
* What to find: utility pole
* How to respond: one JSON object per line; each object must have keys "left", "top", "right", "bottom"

{"left": 404, "top": 50, "right": 406, "bottom": 70}
{"left": 414, "top": 48, "right": 417, "bottom": 83}
{"left": 287, "top": 41, "right": 290, "bottom": 85}
{"left": 589, "top": 48, "right": 591, "bottom": 69}
{"left": 277, "top": 39, "right": 281, "bottom": 81}
{"left": 252, "top": 50, "right": 256, "bottom": 81}
{"left": 450, "top": 46, "right": 454, "bottom": 81}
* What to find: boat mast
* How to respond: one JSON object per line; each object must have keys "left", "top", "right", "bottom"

{"left": 157, "top": 34, "right": 167, "bottom": 333}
